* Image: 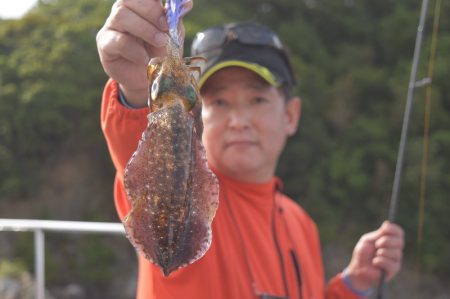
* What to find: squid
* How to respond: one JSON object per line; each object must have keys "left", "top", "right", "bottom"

{"left": 123, "top": 0, "right": 219, "bottom": 276}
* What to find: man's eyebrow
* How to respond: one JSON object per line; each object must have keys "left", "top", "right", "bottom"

{"left": 247, "top": 82, "right": 269, "bottom": 90}
{"left": 202, "top": 85, "right": 226, "bottom": 94}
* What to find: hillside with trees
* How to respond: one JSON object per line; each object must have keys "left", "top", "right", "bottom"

{"left": 0, "top": 0, "right": 449, "bottom": 298}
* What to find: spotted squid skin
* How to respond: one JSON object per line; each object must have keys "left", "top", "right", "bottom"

{"left": 124, "top": 101, "right": 219, "bottom": 276}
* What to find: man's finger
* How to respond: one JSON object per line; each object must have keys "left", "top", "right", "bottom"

{"left": 107, "top": 4, "right": 167, "bottom": 48}
{"left": 115, "top": 0, "right": 168, "bottom": 31}
{"left": 375, "top": 235, "right": 404, "bottom": 250}
{"left": 373, "top": 256, "right": 402, "bottom": 281}
{"left": 381, "top": 221, "right": 404, "bottom": 237}
{"left": 98, "top": 30, "right": 149, "bottom": 65}
{"left": 179, "top": 0, "right": 193, "bottom": 18}
{"left": 376, "top": 247, "right": 402, "bottom": 262}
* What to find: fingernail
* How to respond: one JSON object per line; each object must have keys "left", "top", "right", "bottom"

{"left": 159, "top": 16, "right": 168, "bottom": 31}
{"left": 154, "top": 32, "right": 167, "bottom": 47}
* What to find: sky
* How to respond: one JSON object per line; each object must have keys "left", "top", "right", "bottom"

{"left": 0, "top": 0, "right": 39, "bottom": 19}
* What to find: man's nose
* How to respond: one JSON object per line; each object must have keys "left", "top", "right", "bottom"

{"left": 228, "top": 108, "right": 250, "bottom": 130}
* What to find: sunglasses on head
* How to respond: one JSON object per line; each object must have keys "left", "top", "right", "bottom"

{"left": 191, "top": 22, "right": 286, "bottom": 56}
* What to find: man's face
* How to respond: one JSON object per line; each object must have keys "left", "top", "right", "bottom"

{"left": 201, "top": 67, "right": 301, "bottom": 183}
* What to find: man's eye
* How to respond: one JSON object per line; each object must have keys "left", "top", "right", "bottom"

{"left": 213, "top": 98, "right": 227, "bottom": 107}
{"left": 252, "top": 97, "right": 269, "bottom": 104}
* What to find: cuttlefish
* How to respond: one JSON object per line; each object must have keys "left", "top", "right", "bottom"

{"left": 123, "top": 0, "right": 219, "bottom": 276}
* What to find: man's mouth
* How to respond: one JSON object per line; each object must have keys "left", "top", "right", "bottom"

{"left": 225, "top": 140, "right": 258, "bottom": 149}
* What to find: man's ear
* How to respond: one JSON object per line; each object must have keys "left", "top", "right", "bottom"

{"left": 285, "top": 97, "right": 301, "bottom": 136}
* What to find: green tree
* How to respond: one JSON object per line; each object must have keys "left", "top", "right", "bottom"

{"left": 0, "top": 0, "right": 449, "bottom": 294}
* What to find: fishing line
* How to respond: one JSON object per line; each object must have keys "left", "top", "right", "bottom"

{"left": 417, "top": 0, "right": 441, "bottom": 275}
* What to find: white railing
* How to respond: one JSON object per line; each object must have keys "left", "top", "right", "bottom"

{"left": 0, "top": 219, "right": 126, "bottom": 299}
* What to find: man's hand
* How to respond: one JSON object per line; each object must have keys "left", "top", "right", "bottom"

{"left": 96, "top": 0, "right": 192, "bottom": 106}
{"left": 345, "top": 221, "right": 404, "bottom": 291}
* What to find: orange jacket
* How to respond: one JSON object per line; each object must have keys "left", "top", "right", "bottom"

{"left": 101, "top": 79, "right": 363, "bottom": 299}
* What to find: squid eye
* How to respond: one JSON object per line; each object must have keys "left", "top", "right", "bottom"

{"left": 151, "top": 75, "right": 174, "bottom": 101}
{"left": 159, "top": 75, "right": 173, "bottom": 92}
{"left": 184, "top": 85, "right": 197, "bottom": 109}
{"left": 151, "top": 76, "right": 160, "bottom": 101}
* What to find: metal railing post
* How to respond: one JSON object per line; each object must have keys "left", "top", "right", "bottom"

{"left": 34, "top": 229, "right": 45, "bottom": 299}
{"left": 0, "top": 218, "right": 125, "bottom": 299}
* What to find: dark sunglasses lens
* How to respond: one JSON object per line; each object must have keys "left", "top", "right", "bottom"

{"left": 193, "top": 23, "right": 284, "bottom": 56}
{"left": 192, "top": 27, "right": 226, "bottom": 55}
{"left": 234, "top": 24, "right": 283, "bottom": 49}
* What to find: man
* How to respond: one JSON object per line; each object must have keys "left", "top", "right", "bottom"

{"left": 96, "top": 1, "right": 404, "bottom": 298}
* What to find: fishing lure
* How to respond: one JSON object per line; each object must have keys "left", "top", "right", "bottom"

{"left": 123, "top": 0, "right": 219, "bottom": 276}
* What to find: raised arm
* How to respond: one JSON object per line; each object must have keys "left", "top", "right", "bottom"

{"left": 96, "top": 0, "right": 192, "bottom": 106}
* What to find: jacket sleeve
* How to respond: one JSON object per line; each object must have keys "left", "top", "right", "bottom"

{"left": 280, "top": 196, "right": 366, "bottom": 299}
{"left": 326, "top": 273, "right": 367, "bottom": 299}
{"left": 100, "top": 79, "right": 148, "bottom": 220}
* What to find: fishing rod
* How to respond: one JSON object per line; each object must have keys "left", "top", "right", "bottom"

{"left": 376, "top": 0, "right": 431, "bottom": 298}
